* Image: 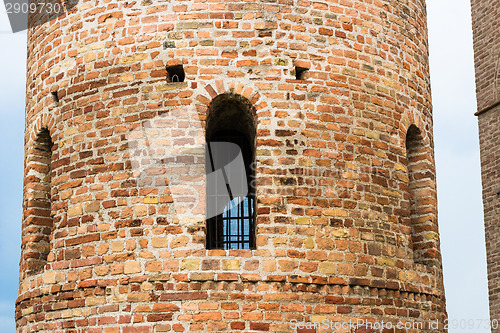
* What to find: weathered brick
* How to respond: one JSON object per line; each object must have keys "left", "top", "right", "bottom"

{"left": 18, "top": 0, "right": 447, "bottom": 331}
{"left": 471, "top": 0, "right": 500, "bottom": 323}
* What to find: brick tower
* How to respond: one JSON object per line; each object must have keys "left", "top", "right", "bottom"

{"left": 471, "top": 0, "right": 500, "bottom": 328}
{"left": 17, "top": 0, "right": 447, "bottom": 331}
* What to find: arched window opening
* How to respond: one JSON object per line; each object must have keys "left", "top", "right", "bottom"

{"left": 206, "top": 95, "right": 256, "bottom": 250}
{"left": 406, "top": 125, "right": 439, "bottom": 266}
{"left": 23, "top": 128, "right": 53, "bottom": 274}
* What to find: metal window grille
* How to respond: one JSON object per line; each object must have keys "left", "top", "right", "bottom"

{"left": 206, "top": 131, "right": 255, "bottom": 249}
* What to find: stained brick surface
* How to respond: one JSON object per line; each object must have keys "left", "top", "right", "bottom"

{"left": 18, "top": 0, "right": 447, "bottom": 332}
{"left": 471, "top": 0, "right": 500, "bottom": 112}
{"left": 471, "top": 0, "right": 500, "bottom": 329}
{"left": 477, "top": 105, "right": 500, "bottom": 329}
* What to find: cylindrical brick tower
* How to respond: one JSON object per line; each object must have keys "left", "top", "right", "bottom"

{"left": 18, "top": 0, "right": 447, "bottom": 331}
{"left": 471, "top": 0, "right": 500, "bottom": 328}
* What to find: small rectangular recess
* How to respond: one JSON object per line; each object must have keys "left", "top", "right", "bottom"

{"left": 166, "top": 65, "right": 185, "bottom": 83}
{"left": 295, "top": 66, "right": 309, "bottom": 80}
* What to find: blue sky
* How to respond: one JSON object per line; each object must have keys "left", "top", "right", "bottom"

{"left": 0, "top": 0, "right": 489, "bottom": 332}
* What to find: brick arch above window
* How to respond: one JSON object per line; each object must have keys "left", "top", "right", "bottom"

{"left": 27, "top": 113, "right": 56, "bottom": 146}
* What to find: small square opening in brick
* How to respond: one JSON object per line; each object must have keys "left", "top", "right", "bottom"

{"left": 166, "top": 65, "right": 185, "bottom": 83}
{"left": 51, "top": 91, "right": 59, "bottom": 105}
{"left": 295, "top": 66, "right": 308, "bottom": 80}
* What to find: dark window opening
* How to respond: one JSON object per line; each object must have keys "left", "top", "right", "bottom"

{"left": 206, "top": 96, "right": 256, "bottom": 250}
{"left": 295, "top": 66, "right": 308, "bottom": 80}
{"left": 51, "top": 91, "right": 59, "bottom": 105}
{"left": 166, "top": 65, "right": 185, "bottom": 83}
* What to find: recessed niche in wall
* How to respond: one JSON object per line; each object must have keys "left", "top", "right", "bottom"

{"left": 51, "top": 91, "right": 59, "bottom": 106}
{"left": 295, "top": 66, "right": 308, "bottom": 80}
{"left": 166, "top": 65, "right": 185, "bottom": 83}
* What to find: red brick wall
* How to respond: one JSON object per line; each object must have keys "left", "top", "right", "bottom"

{"left": 471, "top": 0, "right": 500, "bottom": 328}
{"left": 17, "top": 0, "right": 447, "bottom": 331}
{"left": 477, "top": 106, "right": 500, "bottom": 329}
{"left": 471, "top": 0, "right": 500, "bottom": 112}
{"left": 22, "top": 128, "right": 53, "bottom": 274}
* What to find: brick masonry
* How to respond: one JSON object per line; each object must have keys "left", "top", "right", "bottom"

{"left": 471, "top": 0, "right": 500, "bottom": 329}
{"left": 17, "top": 0, "right": 447, "bottom": 331}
